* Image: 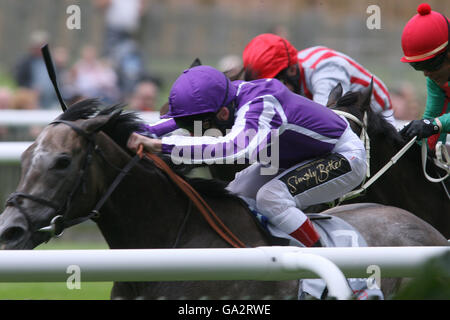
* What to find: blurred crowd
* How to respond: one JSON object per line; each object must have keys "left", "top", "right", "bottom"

{"left": 0, "top": 0, "right": 161, "bottom": 114}
{"left": 0, "top": 1, "right": 422, "bottom": 141}
{"left": 0, "top": 0, "right": 163, "bottom": 140}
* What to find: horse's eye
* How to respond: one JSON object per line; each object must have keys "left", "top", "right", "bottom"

{"left": 52, "top": 156, "right": 72, "bottom": 170}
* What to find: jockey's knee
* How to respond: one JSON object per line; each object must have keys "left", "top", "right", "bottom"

{"left": 256, "top": 179, "right": 310, "bottom": 236}
{"left": 255, "top": 179, "right": 296, "bottom": 218}
{"left": 348, "top": 153, "right": 367, "bottom": 188}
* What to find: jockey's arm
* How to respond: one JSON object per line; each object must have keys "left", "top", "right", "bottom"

{"left": 128, "top": 117, "right": 179, "bottom": 153}
{"left": 309, "top": 61, "right": 351, "bottom": 106}
{"left": 138, "top": 118, "right": 180, "bottom": 138}
{"left": 143, "top": 98, "right": 281, "bottom": 164}
{"left": 127, "top": 133, "right": 162, "bottom": 153}
{"left": 424, "top": 77, "right": 450, "bottom": 134}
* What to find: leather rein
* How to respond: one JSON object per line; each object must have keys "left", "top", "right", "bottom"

{"left": 5, "top": 120, "right": 246, "bottom": 247}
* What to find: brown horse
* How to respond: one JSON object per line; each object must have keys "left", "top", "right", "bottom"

{"left": 0, "top": 99, "right": 446, "bottom": 299}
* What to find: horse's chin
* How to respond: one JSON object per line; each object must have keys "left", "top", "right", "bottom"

{"left": 0, "top": 233, "right": 49, "bottom": 250}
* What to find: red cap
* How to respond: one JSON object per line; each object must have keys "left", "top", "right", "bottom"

{"left": 242, "top": 33, "right": 298, "bottom": 79}
{"left": 401, "top": 3, "right": 449, "bottom": 63}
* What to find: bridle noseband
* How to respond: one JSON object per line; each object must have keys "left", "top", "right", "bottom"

{"left": 4, "top": 120, "right": 141, "bottom": 239}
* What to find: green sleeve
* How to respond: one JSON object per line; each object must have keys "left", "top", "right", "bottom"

{"left": 424, "top": 78, "right": 450, "bottom": 133}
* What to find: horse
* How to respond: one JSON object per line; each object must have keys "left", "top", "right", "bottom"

{"left": 185, "top": 72, "right": 450, "bottom": 237}
{"left": 0, "top": 99, "right": 447, "bottom": 299}
{"left": 325, "top": 82, "right": 450, "bottom": 239}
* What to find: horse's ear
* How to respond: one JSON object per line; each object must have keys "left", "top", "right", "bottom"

{"left": 359, "top": 77, "right": 373, "bottom": 111}
{"left": 81, "top": 110, "right": 121, "bottom": 134}
{"left": 225, "top": 67, "right": 245, "bottom": 81}
{"left": 190, "top": 58, "right": 202, "bottom": 68}
{"left": 159, "top": 102, "right": 169, "bottom": 117}
{"left": 326, "top": 83, "right": 343, "bottom": 107}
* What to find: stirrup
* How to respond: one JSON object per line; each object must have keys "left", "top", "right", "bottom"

{"left": 421, "top": 139, "right": 449, "bottom": 183}
{"left": 435, "top": 141, "right": 450, "bottom": 171}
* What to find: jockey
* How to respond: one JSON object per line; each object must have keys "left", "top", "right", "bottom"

{"left": 399, "top": 3, "right": 449, "bottom": 150}
{"left": 127, "top": 65, "right": 367, "bottom": 247}
{"left": 242, "top": 33, "right": 396, "bottom": 126}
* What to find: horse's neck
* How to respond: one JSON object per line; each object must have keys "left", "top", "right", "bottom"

{"left": 371, "top": 137, "right": 429, "bottom": 182}
{"left": 369, "top": 134, "right": 449, "bottom": 234}
{"left": 92, "top": 136, "right": 189, "bottom": 249}
{"left": 91, "top": 135, "right": 270, "bottom": 249}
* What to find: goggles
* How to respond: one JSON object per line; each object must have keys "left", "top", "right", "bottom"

{"left": 174, "top": 113, "right": 215, "bottom": 134}
{"left": 410, "top": 50, "right": 447, "bottom": 72}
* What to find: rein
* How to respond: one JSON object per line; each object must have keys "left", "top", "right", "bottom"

{"left": 5, "top": 120, "right": 246, "bottom": 248}
{"left": 136, "top": 145, "right": 246, "bottom": 248}
{"left": 332, "top": 109, "right": 450, "bottom": 203}
{"left": 24, "top": 45, "right": 245, "bottom": 246}
{"left": 338, "top": 136, "right": 417, "bottom": 203}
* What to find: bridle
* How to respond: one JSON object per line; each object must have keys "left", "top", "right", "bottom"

{"left": 5, "top": 119, "right": 141, "bottom": 238}
{"left": 4, "top": 119, "right": 247, "bottom": 247}
{"left": 8, "top": 44, "right": 246, "bottom": 246}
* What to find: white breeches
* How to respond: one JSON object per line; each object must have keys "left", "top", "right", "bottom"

{"left": 227, "top": 125, "right": 366, "bottom": 234}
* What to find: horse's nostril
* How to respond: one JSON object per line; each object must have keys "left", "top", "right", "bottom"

{"left": 0, "top": 226, "right": 25, "bottom": 243}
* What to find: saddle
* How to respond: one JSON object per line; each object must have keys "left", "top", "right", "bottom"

{"left": 241, "top": 196, "right": 367, "bottom": 247}
{"left": 241, "top": 196, "right": 384, "bottom": 300}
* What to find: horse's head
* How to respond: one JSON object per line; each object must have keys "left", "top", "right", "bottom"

{"left": 326, "top": 80, "right": 406, "bottom": 149}
{"left": 326, "top": 80, "right": 373, "bottom": 136}
{"left": 0, "top": 103, "right": 121, "bottom": 249}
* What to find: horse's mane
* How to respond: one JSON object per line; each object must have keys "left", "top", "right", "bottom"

{"left": 58, "top": 99, "right": 235, "bottom": 199}
{"left": 335, "top": 91, "right": 405, "bottom": 147}
{"left": 58, "top": 98, "right": 143, "bottom": 148}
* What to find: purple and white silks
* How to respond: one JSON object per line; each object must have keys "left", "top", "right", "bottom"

{"left": 139, "top": 79, "right": 348, "bottom": 170}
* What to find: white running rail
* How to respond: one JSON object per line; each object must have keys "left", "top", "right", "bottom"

{"left": 0, "top": 246, "right": 448, "bottom": 300}
{"left": 0, "top": 110, "right": 160, "bottom": 126}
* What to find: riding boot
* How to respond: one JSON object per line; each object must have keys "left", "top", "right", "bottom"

{"left": 289, "top": 218, "right": 321, "bottom": 247}
{"left": 311, "top": 239, "right": 322, "bottom": 247}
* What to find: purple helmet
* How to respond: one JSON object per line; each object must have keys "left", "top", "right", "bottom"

{"left": 162, "top": 65, "right": 237, "bottom": 119}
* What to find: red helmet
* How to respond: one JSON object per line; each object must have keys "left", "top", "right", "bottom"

{"left": 401, "top": 3, "right": 449, "bottom": 63}
{"left": 242, "top": 33, "right": 298, "bottom": 79}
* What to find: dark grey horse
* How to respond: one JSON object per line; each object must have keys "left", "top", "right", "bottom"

{"left": 0, "top": 100, "right": 447, "bottom": 299}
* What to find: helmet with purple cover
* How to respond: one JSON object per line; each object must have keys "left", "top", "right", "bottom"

{"left": 161, "top": 65, "right": 237, "bottom": 119}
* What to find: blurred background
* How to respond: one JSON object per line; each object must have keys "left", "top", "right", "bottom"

{"left": 0, "top": 0, "right": 449, "bottom": 299}
{"left": 1, "top": 0, "right": 449, "bottom": 112}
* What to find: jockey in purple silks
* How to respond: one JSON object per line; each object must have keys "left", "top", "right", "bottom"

{"left": 127, "top": 65, "right": 366, "bottom": 247}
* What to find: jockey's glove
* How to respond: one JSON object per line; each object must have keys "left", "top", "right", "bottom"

{"left": 400, "top": 119, "right": 440, "bottom": 140}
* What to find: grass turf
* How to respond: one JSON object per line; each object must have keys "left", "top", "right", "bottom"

{"left": 0, "top": 241, "right": 113, "bottom": 300}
